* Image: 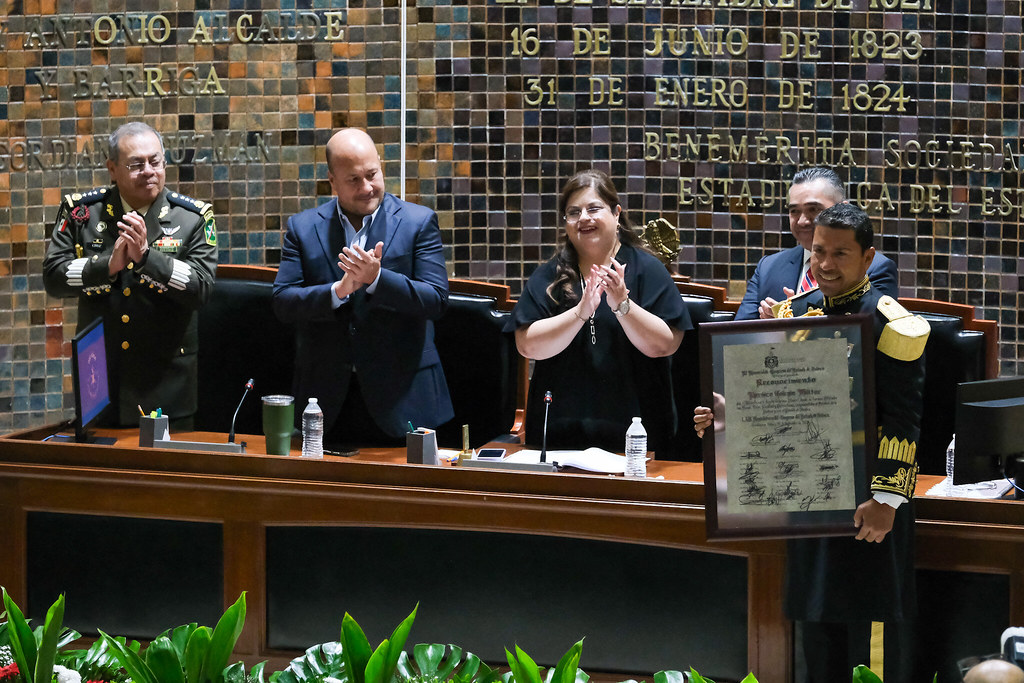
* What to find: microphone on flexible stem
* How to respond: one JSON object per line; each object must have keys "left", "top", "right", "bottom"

{"left": 540, "top": 390, "right": 553, "bottom": 463}
{"left": 228, "top": 378, "right": 254, "bottom": 444}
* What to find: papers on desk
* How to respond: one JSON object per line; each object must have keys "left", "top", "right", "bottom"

{"left": 505, "top": 448, "right": 629, "bottom": 474}
{"left": 924, "top": 476, "right": 1014, "bottom": 499}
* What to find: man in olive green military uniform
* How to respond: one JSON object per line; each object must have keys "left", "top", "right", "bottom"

{"left": 43, "top": 122, "right": 218, "bottom": 428}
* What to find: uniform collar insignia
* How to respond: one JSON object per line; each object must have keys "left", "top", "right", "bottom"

{"left": 96, "top": 222, "right": 107, "bottom": 233}
{"left": 824, "top": 277, "right": 871, "bottom": 309}
{"left": 159, "top": 204, "right": 170, "bottom": 219}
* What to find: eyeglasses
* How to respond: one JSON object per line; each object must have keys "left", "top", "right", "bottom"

{"left": 125, "top": 157, "right": 166, "bottom": 174}
{"left": 564, "top": 205, "right": 607, "bottom": 223}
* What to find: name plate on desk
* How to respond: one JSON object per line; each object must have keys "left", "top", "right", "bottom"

{"left": 153, "top": 439, "right": 245, "bottom": 454}
{"left": 698, "top": 315, "right": 875, "bottom": 540}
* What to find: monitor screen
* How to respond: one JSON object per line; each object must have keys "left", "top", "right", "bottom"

{"left": 67, "top": 316, "right": 114, "bottom": 444}
{"left": 952, "top": 377, "right": 1024, "bottom": 485}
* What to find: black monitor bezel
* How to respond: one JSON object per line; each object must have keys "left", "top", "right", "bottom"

{"left": 952, "top": 376, "right": 1024, "bottom": 485}
{"left": 69, "top": 316, "right": 114, "bottom": 444}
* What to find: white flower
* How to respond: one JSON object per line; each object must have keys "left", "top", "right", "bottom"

{"left": 53, "top": 665, "right": 82, "bottom": 683}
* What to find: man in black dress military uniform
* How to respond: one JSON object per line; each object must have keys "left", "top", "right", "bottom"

{"left": 778, "top": 202, "right": 929, "bottom": 683}
{"left": 43, "top": 122, "right": 218, "bottom": 428}
{"left": 695, "top": 202, "right": 928, "bottom": 682}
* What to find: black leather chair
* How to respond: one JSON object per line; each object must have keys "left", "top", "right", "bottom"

{"left": 195, "top": 266, "right": 295, "bottom": 435}
{"left": 665, "top": 294, "right": 737, "bottom": 462}
{"left": 903, "top": 311, "right": 989, "bottom": 475}
{"left": 434, "top": 281, "right": 523, "bottom": 447}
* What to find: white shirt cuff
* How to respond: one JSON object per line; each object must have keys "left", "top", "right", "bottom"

{"left": 873, "top": 491, "right": 906, "bottom": 509}
{"left": 365, "top": 268, "right": 382, "bottom": 295}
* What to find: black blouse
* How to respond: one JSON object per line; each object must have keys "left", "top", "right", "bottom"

{"left": 506, "top": 243, "right": 692, "bottom": 455}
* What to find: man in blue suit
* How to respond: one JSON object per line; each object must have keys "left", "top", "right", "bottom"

{"left": 735, "top": 167, "right": 898, "bottom": 320}
{"left": 273, "top": 128, "right": 453, "bottom": 445}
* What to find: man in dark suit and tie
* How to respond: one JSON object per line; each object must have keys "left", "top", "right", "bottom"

{"left": 734, "top": 167, "right": 898, "bottom": 320}
{"left": 272, "top": 128, "right": 453, "bottom": 446}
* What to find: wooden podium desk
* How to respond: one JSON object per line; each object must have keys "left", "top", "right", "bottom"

{"left": 1, "top": 426, "right": 1023, "bottom": 683}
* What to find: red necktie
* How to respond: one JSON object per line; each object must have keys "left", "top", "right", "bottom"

{"left": 798, "top": 268, "right": 816, "bottom": 294}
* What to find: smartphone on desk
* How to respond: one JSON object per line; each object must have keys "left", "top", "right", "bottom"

{"left": 475, "top": 448, "right": 506, "bottom": 460}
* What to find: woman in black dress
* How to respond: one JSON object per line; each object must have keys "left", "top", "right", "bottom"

{"left": 507, "top": 169, "right": 691, "bottom": 456}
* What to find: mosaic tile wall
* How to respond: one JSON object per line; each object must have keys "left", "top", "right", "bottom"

{"left": 0, "top": 0, "right": 1022, "bottom": 432}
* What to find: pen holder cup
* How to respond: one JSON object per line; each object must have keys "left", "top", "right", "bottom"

{"left": 407, "top": 429, "right": 438, "bottom": 465}
{"left": 139, "top": 416, "right": 170, "bottom": 448}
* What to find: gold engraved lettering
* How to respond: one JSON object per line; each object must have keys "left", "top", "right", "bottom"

{"left": 325, "top": 12, "right": 346, "bottom": 40}
{"left": 36, "top": 69, "right": 58, "bottom": 100}
{"left": 816, "top": 0, "right": 851, "bottom": 7}
{"left": 236, "top": 13, "right": 254, "bottom": 42}
{"left": 189, "top": 15, "right": 214, "bottom": 44}
{"left": 573, "top": 27, "right": 611, "bottom": 55}
{"left": 840, "top": 83, "right": 911, "bottom": 113}
{"left": 851, "top": 30, "right": 923, "bottom": 60}
{"left": 778, "top": 80, "right": 814, "bottom": 110}
{"left": 869, "top": 0, "right": 931, "bottom": 9}
{"left": 510, "top": 27, "right": 541, "bottom": 56}
{"left": 93, "top": 16, "right": 117, "bottom": 45}
{"left": 653, "top": 77, "right": 747, "bottom": 108}
{"left": 645, "top": 27, "right": 747, "bottom": 57}
{"left": 589, "top": 77, "right": 624, "bottom": 106}
{"left": 679, "top": 177, "right": 787, "bottom": 209}
{"left": 780, "top": 30, "right": 820, "bottom": 59}
{"left": 144, "top": 67, "right": 168, "bottom": 96}
{"left": 524, "top": 78, "right": 556, "bottom": 106}
{"left": 909, "top": 185, "right": 960, "bottom": 214}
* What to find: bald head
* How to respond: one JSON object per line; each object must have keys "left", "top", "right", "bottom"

{"left": 965, "top": 660, "right": 1024, "bottom": 683}
{"left": 326, "top": 128, "right": 384, "bottom": 224}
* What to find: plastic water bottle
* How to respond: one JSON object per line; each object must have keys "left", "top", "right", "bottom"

{"left": 301, "top": 398, "right": 324, "bottom": 458}
{"left": 625, "top": 416, "right": 647, "bottom": 478}
{"left": 945, "top": 434, "right": 956, "bottom": 494}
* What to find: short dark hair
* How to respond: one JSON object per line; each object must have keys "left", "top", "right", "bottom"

{"left": 108, "top": 122, "right": 163, "bottom": 163}
{"left": 814, "top": 202, "right": 874, "bottom": 252}
{"left": 792, "top": 166, "right": 845, "bottom": 202}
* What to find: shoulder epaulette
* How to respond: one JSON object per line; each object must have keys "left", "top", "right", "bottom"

{"left": 167, "top": 191, "right": 213, "bottom": 218}
{"left": 61, "top": 186, "right": 110, "bottom": 209}
{"left": 876, "top": 295, "right": 931, "bottom": 361}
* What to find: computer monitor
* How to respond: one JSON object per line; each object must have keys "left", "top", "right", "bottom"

{"left": 60, "top": 316, "right": 116, "bottom": 445}
{"left": 952, "top": 377, "right": 1024, "bottom": 485}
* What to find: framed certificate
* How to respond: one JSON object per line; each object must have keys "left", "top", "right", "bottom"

{"left": 698, "top": 315, "right": 876, "bottom": 540}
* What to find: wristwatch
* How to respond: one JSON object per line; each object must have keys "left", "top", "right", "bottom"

{"left": 614, "top": 298, "right": 631, "bottom": 317}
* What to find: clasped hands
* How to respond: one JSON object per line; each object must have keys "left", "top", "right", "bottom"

{"left": 334, "top": 240, "right": 384, "bottom": 300}
{"left": 108, "top": 211, "right": 149, "bottom": 275}
{"left": 576, "top": 260, "right": 629, "bottom": 319}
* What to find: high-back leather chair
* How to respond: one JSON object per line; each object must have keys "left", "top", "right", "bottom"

{"left": 899, "top": 298, "right": 998, "bottom": 475}
{"left": 195, "top": 265, "right": 295, "bottom": 435}
{"left": 434, "top": 279, "right": 525, "bottom": 447}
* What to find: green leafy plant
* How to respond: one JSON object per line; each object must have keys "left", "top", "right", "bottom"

{"left": 397, "top": 644, "right": 506, "bottom": 683}
{"left": 340, "top": 604, "right": 418, "bottom": 683}
{"left": 505, "top": 640, "right": 587, "bottom": 683}
{"left": 98, "top": 592, "right": 247, "bottom": 683}
{"left": 683, "top": 669, "right": 758, "bottom": 683}
{"left": 59, "top": 635, "right": 141, "bottom": 683}
{"left": 1, "top": 588, "right": 79, "bottom": 683}
{"left": 268, "top": 642, "right": 346, "bottom": 683}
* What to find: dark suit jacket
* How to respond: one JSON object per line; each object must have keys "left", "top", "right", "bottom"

{"left": 734, "top": 244, "right": 898, "bottom": 320}
{"left": 272, "top": 193, "right": 453, "bottom": 437}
